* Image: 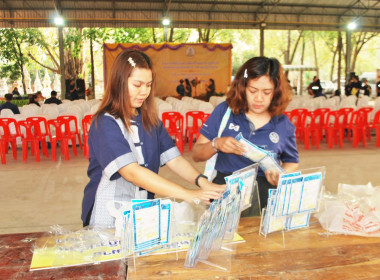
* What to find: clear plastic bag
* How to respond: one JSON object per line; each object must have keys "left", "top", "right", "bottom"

{"left": 316, "top": 183, "right": 380, "bottom": 237}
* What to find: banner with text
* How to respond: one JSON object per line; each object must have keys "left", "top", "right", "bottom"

{"left": 103, "top": 43, "right": 232, "bottom": 97}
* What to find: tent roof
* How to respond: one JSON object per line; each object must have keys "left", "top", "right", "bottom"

{"left": 0, "top": 0, "right": 379, "bottom": 31}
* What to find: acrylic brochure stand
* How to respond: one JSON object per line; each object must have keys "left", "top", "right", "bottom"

{"left": 122, "top": 197, "right": 181, "bottom": 273}
{"left": 259, "top": 166, "right": 326, "bottom": 248}
{"left": 184, "top": 164, "right": 259, "bottom": 272}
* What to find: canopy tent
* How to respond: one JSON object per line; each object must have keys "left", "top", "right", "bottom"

{"left": 0, "top": 0, "right": 379, "bottom": 32}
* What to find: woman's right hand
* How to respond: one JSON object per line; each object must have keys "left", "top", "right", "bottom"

{"left": 214, "top": 136, "right": 245, "bottom": 156}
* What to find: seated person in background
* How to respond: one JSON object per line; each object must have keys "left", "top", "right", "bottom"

{"left": 44, "top": 90, "right": 62, "bottom": 105}
{"left": 29, "top": 93, "right": 41, "bottom": 107}
{"left": 330, "top": 89, "right": 341, "bottom": 101}
{"left": 361, "top": 79, "right": 372, "bottom": 96}
{"left": 350, "top": 76, "right": 361, "bottom": 97}
{"left": 307, "top": 76, "right": 318, "bottom": 96}
{"left": 205, "top": 78, "right": 216, "bottom": 101}
{"left": 36, "top": 91, "right": 45, "bottom": 102}
{"left": 11, "top": 87, "right": 21, "bottom": 98}
{"left": 345, "top": 79, "right": 353, "bottom": 96}
{"left": 311, "top": 79, "right": 326, "bottom": 98}
{"left": 176, "top": 79, "right": 185, "bottom": 97}
{"left": 0, "top": 93, "right": 20, "bottom": 114}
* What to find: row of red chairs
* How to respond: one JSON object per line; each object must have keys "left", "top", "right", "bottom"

{"left": 285, "top": 107, "right": 380, "bottom": 149}
{"left": 162, "top": 111, "right": 210, "bottom": 154}
{"left": 0, "top": 115, "right": 93, "bottom": 164}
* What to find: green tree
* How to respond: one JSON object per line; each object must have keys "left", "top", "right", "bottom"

{"left": 82, "top": 28, "right": 108, "bottom": 96}
{"left": 106, "top": 28, "right": 154, "bottom": 43}
{"left": 350, "top": 32, "right": 378, "bottom": 72}
{"left": 0, "top": 28, "right": 41, "bottom": 94}
{"left": 27, "top": 28, "right": 60, "bottom": 75}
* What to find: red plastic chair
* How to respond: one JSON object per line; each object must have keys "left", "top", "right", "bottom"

{"left": 348, "top": 110, "right": 367, "bottom": 147}
{"left": 324, "top": 111, "right": 344, "bottom": 148}
{"left": 313, "top": 108, "right": 330, "bottom": 141}
{"left": 371, "top": 110, "right": 380, "bottom": 147}
{"left": 185, "top": 111, "right": 204, "bottom": 151}
{"left": 284, "top": 111, "right": 291, "bottom": 119}
{"left": 0, "top": 118, "right": 21, "bottom": 164}
{"left": 18, "top": 118, "right": 49, "bottom": 162}
{"left": 289, "top": 109, "right": 309, "bottom": 141}
{"left": 357, "top": 107, "right": 374, "bottom": 141}
{"left": 57, "top": 115, "right": 83, "bottom": 151}
{"left": 18, "top": 120, "right": 35, "bottom": 162}
{"left": 302, "top": 111, "right": 325, "bottom": 149}
{"left": 26, "top": 116, "right": 50, "bottom": 159}
{"left": 82, "top": 114, "right": 93, "bottom": 159}
{"left": 336, "top": 107, "right": 354, "bottom": 141}
{"left": 47, "top": 118, "right": 70, "bottom": 161}
{"left": 162, "top": 112, "right": 184, "bottom": 154}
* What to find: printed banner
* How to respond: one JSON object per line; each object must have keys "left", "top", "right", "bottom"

{"left": 103, "top": 43, "right": 232, "bottom": 97}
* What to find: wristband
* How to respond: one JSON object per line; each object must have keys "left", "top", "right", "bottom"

{"left": 195, "top": 174, "right": 208, "bottom": 188}
{"left": 211, "top": 137, "right": 218, "bottom": 152}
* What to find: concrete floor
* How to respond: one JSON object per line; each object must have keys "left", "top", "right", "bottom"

{"left": 1, "top": 138, "right": 380, "bottom": 234}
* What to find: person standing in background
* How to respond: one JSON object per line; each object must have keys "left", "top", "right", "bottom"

{"left": 69, "top": 80, "right": 80, "bottom": 101}
{"left": 176, "top": 79, "right": 185, "bottom": 97}
{"left": 205, "top": 78, "right": 216, "bottom": 101}
{"left": 184, "top": 78, "right": 192, "bottom": 97}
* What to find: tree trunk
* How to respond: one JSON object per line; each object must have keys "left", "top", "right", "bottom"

{"left": 90, "top": 37, "right": 95, "bottom": 96}
{"left": 337, "top": 31, "right": 342, "bottom": 93}
{"left": 330, "top": 48, "right": 337, "bottom": 81}
{"left": 289, "top": 31, "right": 303, "bottom": 64}
{"left": 14, "top": 36, "right": 27, "bottom": 95}
{"left": 312, "top": 33, "right": 319, "bottom": 77}
{"left": 20, "top": 66, "right": 27, "bottom": 95}
{"left": 169, "top": 28, "right": 174, "bottom": 42}
{"left": 152, "top": 28, "right": 157, "bottom": 43}
{"left": 299, "top": 35, "right": 305, "bottom": 95}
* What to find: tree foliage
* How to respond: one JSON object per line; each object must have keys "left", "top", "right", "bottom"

{"left": 0, "top": 28, "right": 41, "bottom": 94}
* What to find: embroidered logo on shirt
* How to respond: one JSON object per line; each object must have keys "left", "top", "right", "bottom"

{"left": 269, "top": 132, "right": 280, "bottom": 143}
{"left": 228, "top": 123, "right": 240, "bottom": 131}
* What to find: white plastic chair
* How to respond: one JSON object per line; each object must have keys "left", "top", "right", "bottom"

{"left": 197, "top": 101, "right": 214, "bottom": 114}
{"left": 90, "top": 103, "right": 100, "bottom": 114}
{"left": 0, "top": 108, "right": 14, "bottom": 117}
{"left": 42, "top": 104, "right": 60, "bottom": 119}
{"left": 357, "top": 96, "right": 369, "bottom": 108}
{"left": 21, "top": 104, "right": 42, "bottom": 117}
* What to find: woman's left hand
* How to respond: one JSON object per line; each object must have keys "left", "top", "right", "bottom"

{"left": 264, "top": 170, "right": 281, "bottom": 186}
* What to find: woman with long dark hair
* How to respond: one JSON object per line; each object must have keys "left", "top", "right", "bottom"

{"left": 193, "top": 57, "right": 299, "bottom": 215}
{"left": 81, "top": 50, "right": 223, "bottom": 227}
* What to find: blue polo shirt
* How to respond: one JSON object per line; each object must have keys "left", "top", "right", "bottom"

{"left": 0, "top": 101, "right": 20, "bottom": 114}
{"left": 81, "top": 112, "right": 180, "bottom": 225}
{"left": 200, "top": 102, "right": 299, "bottom": 177}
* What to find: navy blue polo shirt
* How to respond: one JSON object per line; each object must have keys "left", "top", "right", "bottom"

{"left": 200, "top": 102, "right": 299, "bottom": 176}
{"left": 0, "top": 101, "right": 20, "bottom": 114}
{"left": 81, "top": 112, "right": 179, "bottom": 224}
